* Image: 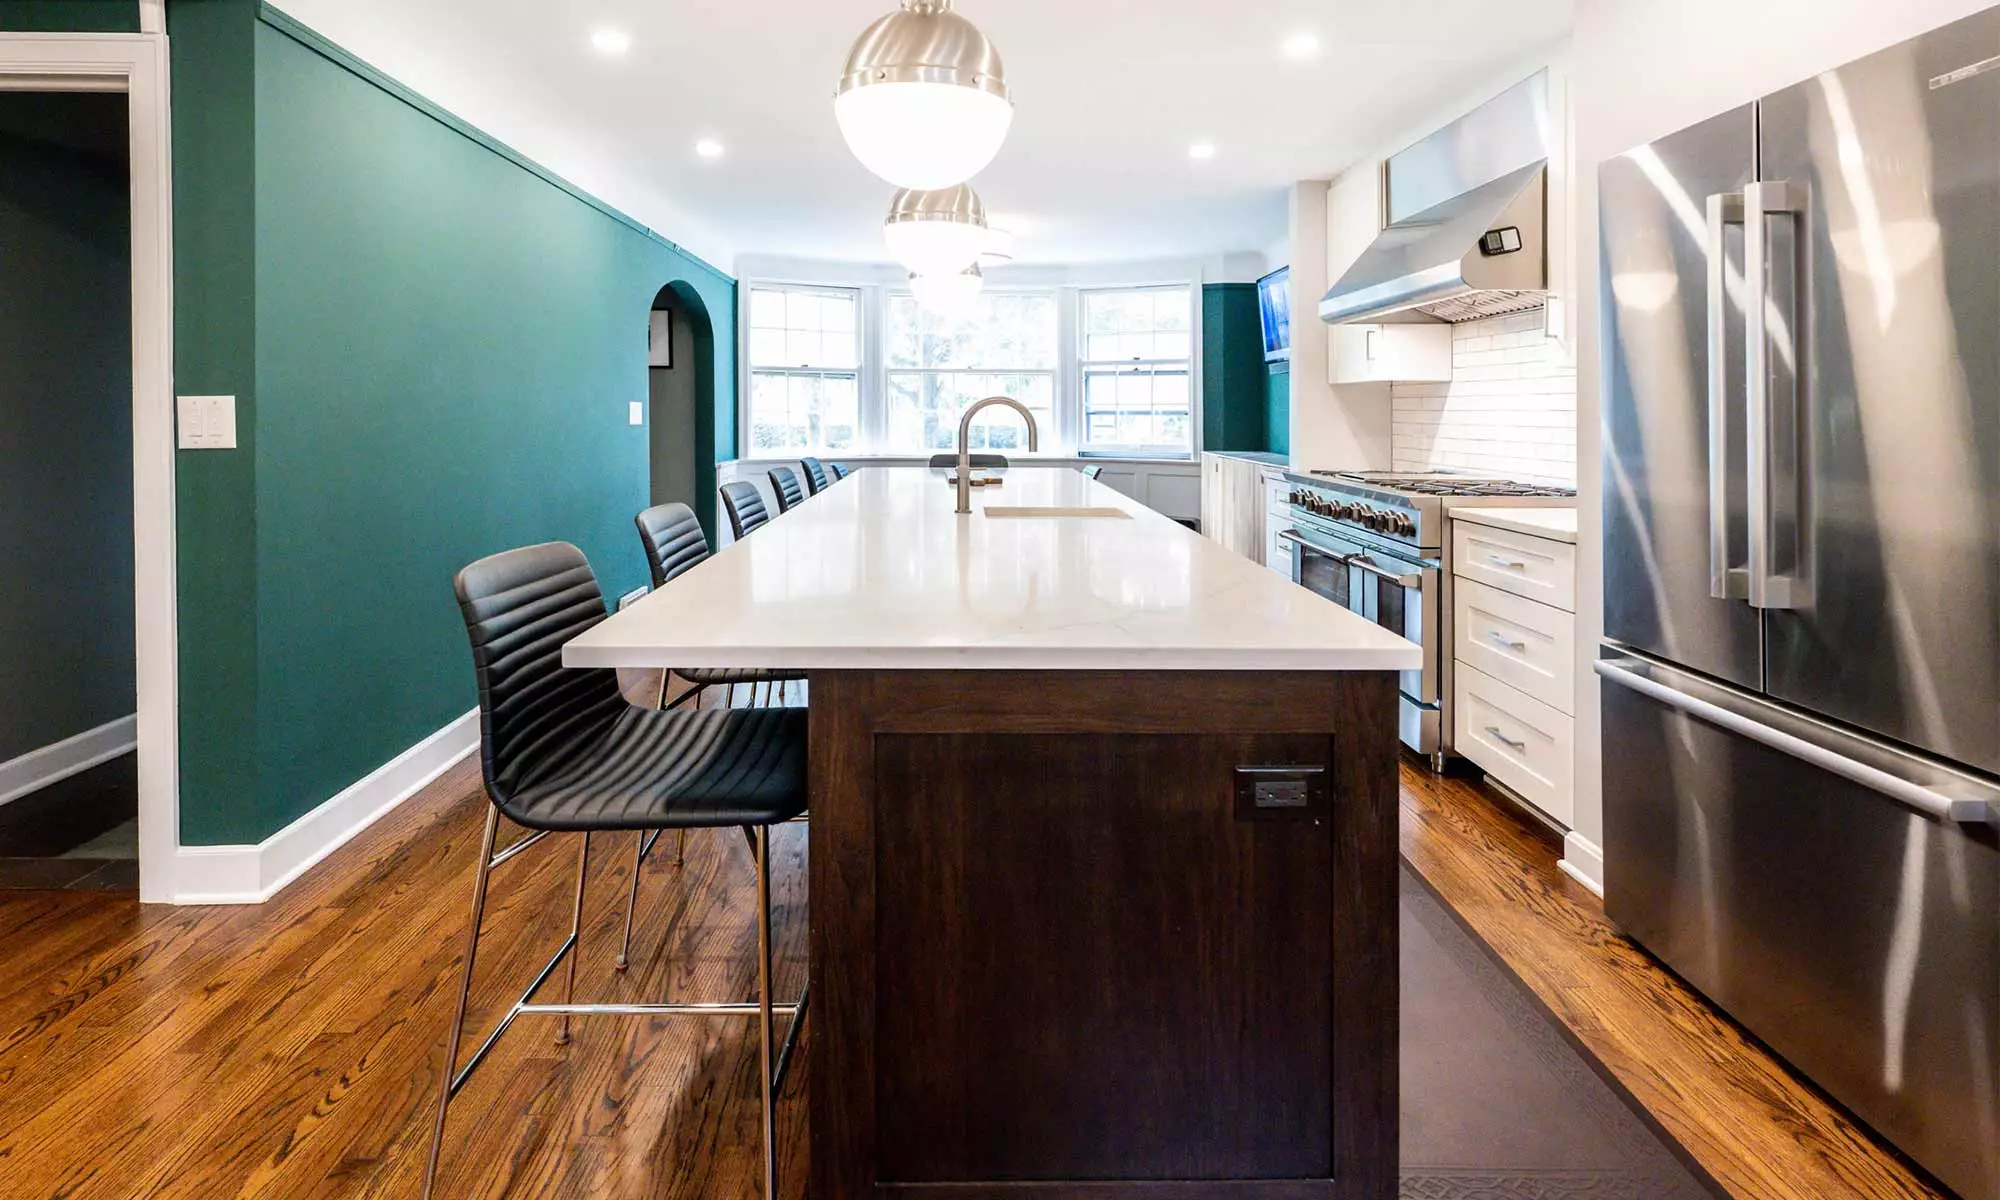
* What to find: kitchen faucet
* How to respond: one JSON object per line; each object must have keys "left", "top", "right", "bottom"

{"left": 955, "top": 395, "right": 1039, "bottom": 514}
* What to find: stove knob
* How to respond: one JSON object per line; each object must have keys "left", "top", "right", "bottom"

{"left": 1401, "top": 514, "right": 1418, "bottom": 537}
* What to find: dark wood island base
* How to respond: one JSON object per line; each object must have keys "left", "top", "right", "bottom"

{"left": 809, "top": 669, "right": 1402, "bottom": 1200}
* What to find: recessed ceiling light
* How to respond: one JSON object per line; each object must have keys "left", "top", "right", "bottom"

{"left": 1188, "top": 142, "right": 1217, "bottom": 161}
{"left": 1281, "top": 31, "right": 1321, "bottom": 61}
{"left": 590, "top": 27, "right": 632, "bottom": 56}
{"left": 695, "top": 138, "right": 726, "bottom": 159}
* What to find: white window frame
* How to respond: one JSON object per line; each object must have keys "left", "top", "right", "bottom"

{"left": 741, "top": 283, "right": 865, "bottom": 457}
{"left": 736, "top": 273, "right": 1206, "bottom": 462}
{"left": 879, "top": 285, "right": 1061, "bottom": 457}
{"left": 1075, "top": 283, "right": 1200, "bottom": 460}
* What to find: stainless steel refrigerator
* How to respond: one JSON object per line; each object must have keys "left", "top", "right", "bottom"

{"left": 1598, "top": 9, "right": 2000, "bottom": 1198}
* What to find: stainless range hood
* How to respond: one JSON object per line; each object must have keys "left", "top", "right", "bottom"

{"left": 1321, "top": 71, "right": 1552, "bottom": 325}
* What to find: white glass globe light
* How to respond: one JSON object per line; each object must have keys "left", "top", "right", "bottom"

{"left": 883, "top": 184, "right": 989, "bottom": 276}
{"left": 836, "top": 84, "right": 1013, "bottom": 190}
{"left": 910, "top": 266, "right": 984, "bottom": 315}
{"left": 836, "top": 1, "right": 1013, "bottom": 190}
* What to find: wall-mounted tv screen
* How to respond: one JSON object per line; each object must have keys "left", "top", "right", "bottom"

{"left": 1257, "top": 266, "right": 1291, "bottom": 362}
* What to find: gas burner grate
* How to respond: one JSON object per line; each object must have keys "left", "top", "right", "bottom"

{"left": 1313, "top": 471, "right": 1576, "bottom": 499}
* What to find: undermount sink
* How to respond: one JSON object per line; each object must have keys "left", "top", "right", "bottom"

{"left": 982, "top": 505, "right": 1133, "bottom": 520}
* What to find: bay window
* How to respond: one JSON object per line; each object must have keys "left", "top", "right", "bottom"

{"left": 739, "top": 279, "right": 1202, "bottom": 459}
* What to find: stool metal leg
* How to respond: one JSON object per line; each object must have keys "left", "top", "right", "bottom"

{"left": 756, "top": 823, "right": 778, "bottom": 1200}
{"left": 556, "top": 831, "right": 592, "bottom": 1046}
{"left": 422, "top": 804, "right": 501, "bottom": 1200}
{"left": 614, "top": 829, "right": 649, "bottom": 972}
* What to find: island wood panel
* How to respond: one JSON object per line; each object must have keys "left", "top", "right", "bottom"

{"left": 809, "top": 670, "right": 1401, "bottom": 1200}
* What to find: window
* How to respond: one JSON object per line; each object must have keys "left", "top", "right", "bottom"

{"left": 1079, "top": 286, "right": 1194, "bottom": 456}
{"left": 882, "top": 291, "right": 1057, "bottom": 452}
{"left": 746, "top": 286, "right": 860, "bottom": 453}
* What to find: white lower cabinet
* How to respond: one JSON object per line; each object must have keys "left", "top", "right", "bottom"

{"left": 1264, "top": 472, "right": 1294, "bottom": 576}
{"left": 1455, "top": 664, "right": 1575, "bottom": 828}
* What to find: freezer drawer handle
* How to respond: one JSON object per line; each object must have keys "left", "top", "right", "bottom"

{"left": 1485, "top": 630, "right": 1528, "bottom": 652}
{"left": 1595, "top": 658, "right": 1997, "bottom": 827}
{"left": 1483, "top": 725, "right": 1527, "bottom": 752}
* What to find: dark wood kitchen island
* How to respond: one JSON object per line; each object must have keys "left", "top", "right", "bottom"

{"left": 565, "top": 468, "right": 1421, "bottom": 1199}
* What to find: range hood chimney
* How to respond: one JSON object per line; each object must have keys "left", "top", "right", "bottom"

{"left": 1320, "top": 71, "right": 1552, "bottom": 325}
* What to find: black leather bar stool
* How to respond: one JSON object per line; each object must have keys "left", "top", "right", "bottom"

{"left": 799, "top": 457, "right": 831, "bottom": 495}
{"left": 628, "top": 503, "right": 808, "bottom": 967}
{"left": 768, "top": 465, "right": 806, "bottom": 513}
{"left": 830, "top": 463, "right": 850, "bottom": 481}
{"left": 1082, "top": 464, "right": 1104, "bottom": 479}
{"left": 928, "top": 452, "right": 1008, "bottom": 470}
{"left": 720, "top": 480, "right": 771, "bottom": 541}
{"left": 424, "top": 542, "right": 806, "bottom": 1200}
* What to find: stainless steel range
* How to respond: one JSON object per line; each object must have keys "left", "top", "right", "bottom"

{"left": 1280, "top": 470, "right": 1575, "bottom": 768}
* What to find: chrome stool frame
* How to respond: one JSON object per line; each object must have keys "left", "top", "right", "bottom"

{"left": 422, "top": 812, "right": 806, "bottom": 1200}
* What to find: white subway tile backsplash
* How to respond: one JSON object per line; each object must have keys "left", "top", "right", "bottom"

{"left": 1389, "top": 310, "right": 1578, "bottom": 487}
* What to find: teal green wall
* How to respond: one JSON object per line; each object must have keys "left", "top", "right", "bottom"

{"left": 0, "top": 93, "right": 134, "bottom": 760}
{"left": 1265, "top": 362, "right": 1290, "bottom": 456}
{"left": 1201, "top": 283, "right": 1274, "bottom": 453}
{"left": 152, "top": 2, "right": 739, "bottom": 844}
{"left": 0, "top": 0, "right": 138, "bottom": 31}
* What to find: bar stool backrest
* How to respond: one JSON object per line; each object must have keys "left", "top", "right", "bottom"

{"left": 719, "top": 480, "right": 771, "bottom": 541}
{"left": 1081, "top": 464, "right": 1103, "bottom": 479}
{"left": 928, "top": 453, "right": 1008, "bottom": 470}
{"left": 768, "top": 466, "right": 805, "bottom": 513}
{"left": 452, "top": 542, "right": 624, "bottom": 822}
{"left": 799, "top": 457, "right": 831, "bottom": 495}
{"left": 830, "top": 463, "right": 850, "bottom": 480}
{"left": 635, "top": 502, "right": 711, "bottom": 590}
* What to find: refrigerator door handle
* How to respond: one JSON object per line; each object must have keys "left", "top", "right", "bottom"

{"left": 1596, "top": 655, "right": 1998, "bottom": 826}
{"left": 1704, "top": 191, "right": 1748, "bottom": 601}
{"left": 1743, "top": 178, "right": 1808, "bottom": 610}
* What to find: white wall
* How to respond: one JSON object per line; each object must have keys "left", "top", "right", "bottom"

{"left": 1286, "top": 180, "right": 1393, "bottom": 470}
{"left": 1564, "top": 0, "right": 1995, "bottom": 890}
{"left": 1391, "top": 310, "right": 1577, "bottom": 487}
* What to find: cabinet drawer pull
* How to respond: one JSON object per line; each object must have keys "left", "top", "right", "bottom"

{"left": 1485, "top": 630, "right": 1528, "bottom": 652}
{"left": 1484, "top": 554, "right": 1529, "bottom": 570}
{"left": 1484, "top": 725, "right": 1527, "bottom": 752}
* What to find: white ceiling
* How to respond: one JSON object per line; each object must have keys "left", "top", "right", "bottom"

{"left": 269, "top": 0, "right": 1573, "bottom": 272}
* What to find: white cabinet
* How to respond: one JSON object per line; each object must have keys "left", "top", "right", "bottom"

{"left": 1449, "top": 510, "right": 1578, "bottom": 828}
{"left": 1329, "top": 322, "right": 1453, "bottom": 384}
{"left": 1200, "top": 453, "right": 1265, "bottom": 561}
{"left": 1262, "top": 472, "right": 1294, "bottom": 576}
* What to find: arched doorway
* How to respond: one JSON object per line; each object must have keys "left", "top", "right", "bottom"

{"left": 647, "top": 281, "right": 719, "bottom": 536}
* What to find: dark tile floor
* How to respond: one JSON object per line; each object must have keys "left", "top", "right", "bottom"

{"left": 0, "top": 752, "right": 138, "bottom": 890}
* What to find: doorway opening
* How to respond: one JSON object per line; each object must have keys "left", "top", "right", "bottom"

{"left": 646, "top": 281, "right": 718, "bottom": 537}
{"left": 0, "top": 90, "right": 137, "bottom": 889}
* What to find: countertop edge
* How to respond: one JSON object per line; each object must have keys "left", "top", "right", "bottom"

{"left": 562, "top": 646, "right": 1423, "bottom": 673}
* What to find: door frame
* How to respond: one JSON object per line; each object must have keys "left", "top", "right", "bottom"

{"left": 0, "top": 30, "right": 178, "bottom": 902}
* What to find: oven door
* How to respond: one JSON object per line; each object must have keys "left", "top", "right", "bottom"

{"left": 1284, "top": 523, "right": 1440, "bottom": 747}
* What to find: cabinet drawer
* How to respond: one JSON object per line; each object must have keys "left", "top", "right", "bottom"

{"left": 1455, "top": 665, "right": 1574, "bottom": 828}
{"left": 1453, "top": 521, "right": 1576, "bottom": 611}
{"left": 1453, "top": 578, "right": 1576, "bottom": 714}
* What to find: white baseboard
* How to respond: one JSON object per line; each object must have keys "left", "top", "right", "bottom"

{"left": 1559, "top": 831, "right": 1606, "bottom": 897}
{"left": 171, "top": 708, "right": 478, "bottom": 905}
{"left": 0, "top": 714, "right": 138, "bottom": 809}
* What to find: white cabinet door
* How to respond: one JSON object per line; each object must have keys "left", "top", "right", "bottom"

{"left": 1330, "top": 323, "right": 1453, "bottom": 384}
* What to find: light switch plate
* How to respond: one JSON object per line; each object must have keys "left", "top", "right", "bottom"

{"left": 628, "top": 401, "right": 645, "bottom": 426}
{"left": 177, "top": 395, "right": 237, "bottom": 449}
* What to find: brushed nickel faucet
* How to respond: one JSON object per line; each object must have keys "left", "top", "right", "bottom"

{"left": 955, "top": 395, "right": 1039, "bottom": 514}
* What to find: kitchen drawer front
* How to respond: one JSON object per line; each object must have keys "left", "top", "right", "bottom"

{"left": 1455, "top": 665, "right": 1574, "bottom": 827}
{"left": 1453, "top": 521, "right": 1577, "bottom": 611}
{"left": 1453, "top": 578, "right": 1576, "bottom": 714}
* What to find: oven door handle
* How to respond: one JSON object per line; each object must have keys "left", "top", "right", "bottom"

{"left": 1276, "top": 528, "right": 1337, "bottom": 558}
{"left": 1344, "top": 553, "right": 1423, "bottom": 589}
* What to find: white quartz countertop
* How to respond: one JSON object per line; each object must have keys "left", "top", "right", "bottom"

{"left": 564, "top": 468, "right": 1421, "bottom": 672}
{"left": 1450, "top": 505, "right": 1578, "bottom": 543}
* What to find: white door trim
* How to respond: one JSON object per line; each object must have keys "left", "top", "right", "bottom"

{"left": 0, "top": 33, "right": 178, "bottom": 903}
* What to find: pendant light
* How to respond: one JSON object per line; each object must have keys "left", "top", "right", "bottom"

{"left": 910, "top": 264, "right": 984, "bottom": 315}
{"left": 884, "top": 184, "right": 989, "bottom": 277}
{"left": 835, "top": 0, "right": 1013, "bottom": 190}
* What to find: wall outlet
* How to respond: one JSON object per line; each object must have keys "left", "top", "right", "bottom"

{"left": 177, "top": 395, "right": 237, "bottom": 449}
{"left": 628, "top": 401, "right": 645, "bottom": 426}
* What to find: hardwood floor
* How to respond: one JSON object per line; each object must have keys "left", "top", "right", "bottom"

{"left": 1400, "top": 767, "right": 1950, "bottom": 1200}
{"left": 0, "top": 733, "right": 1947, "bottom": 1199}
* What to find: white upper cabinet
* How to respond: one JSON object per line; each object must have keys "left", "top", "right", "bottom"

{"left": 1323, "top": 160, "right": 1453, "bottom": 384}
